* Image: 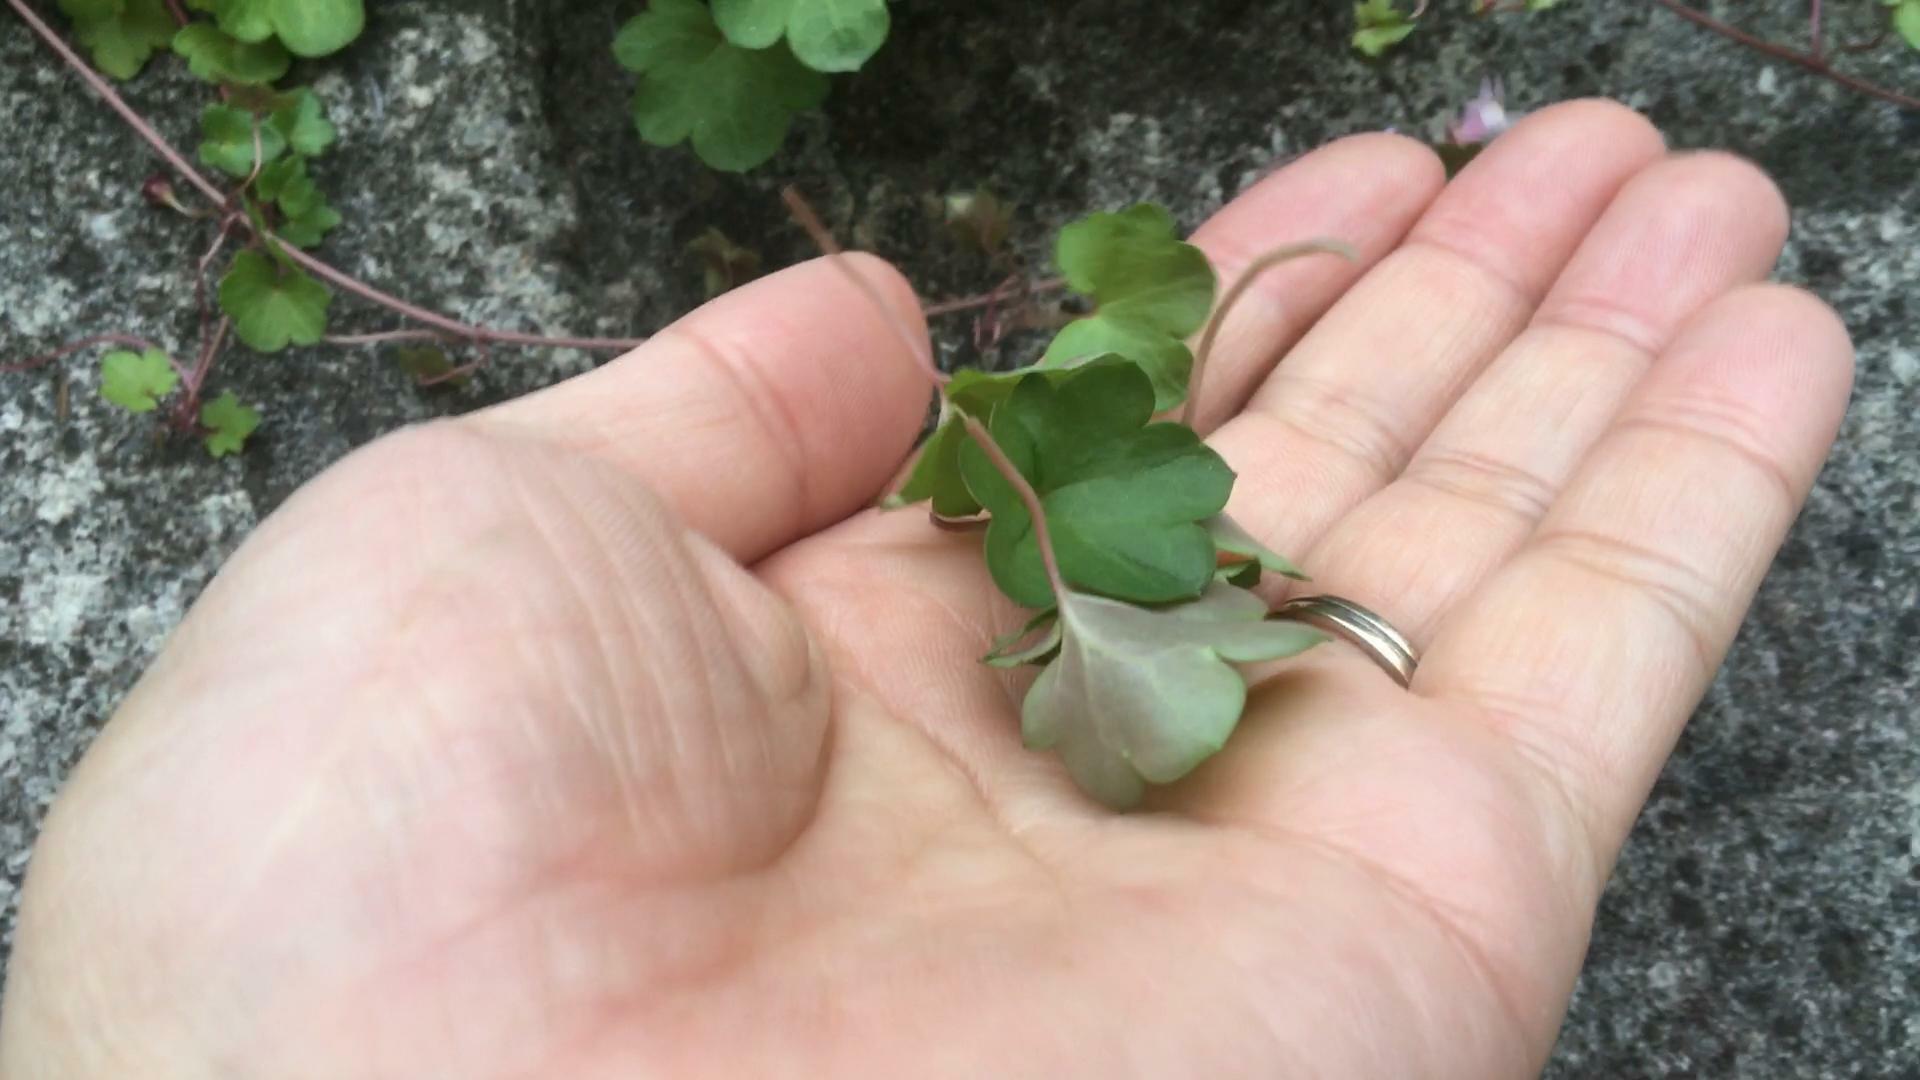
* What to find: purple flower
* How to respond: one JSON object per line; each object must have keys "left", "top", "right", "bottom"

{"left": 1448, "top": 77, "right": 1512, "bottom": 145}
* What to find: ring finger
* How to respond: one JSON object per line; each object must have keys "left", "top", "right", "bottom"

{"left": 1279, "top": 150, "right": 1790, "bottom": 649}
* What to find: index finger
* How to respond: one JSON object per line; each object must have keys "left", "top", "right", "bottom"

{"left": 475, "top": 254, "right": 931, "bottom": 563}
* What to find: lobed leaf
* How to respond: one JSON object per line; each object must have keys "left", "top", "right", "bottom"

{"left": 255, "top": 159, "right": 341, "bottom": 248}
{"left": 712, "top": 0, "right": 890, "bottom": 72}
{"left": 218, "top": 249, "right": 331, "bottom": 351}
{"left": 198, "top": 102, "right": 287, "bottom": 177}
{"left": 269, "top": 0, "right": 363, "bottom": 57}
{"left": 199, "top": 391, "right": 260, "bottom": 456}
{"left": 957, "top": 362, "right": 1234, "bottom": 609}
{"left": 882, "top": 365, "right": 1047, "bottom": 516}
{"left": 62, "top": 0, "right": 176, "bottom": 80}
{"left": 1023, "top": 583, "right": 1325, "bottom": 808}
{"left": 784, "top": 0, "right": 889, "bottom": 72}
{"left": 99, "top": 348, "right": 178, "bottom": 412}
{"left": 1039, "top": 204, "right": 1216, "bottom": 411}
{"left": 172, "top": 22, "right": 290, "bottom": 84}
{"left": 615, "top": 0, "right": 829, "bottom": 172}
{"left": 270, "top": 89, "right": 337, "bottom": 156}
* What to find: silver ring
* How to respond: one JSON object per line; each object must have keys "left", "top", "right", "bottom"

{"left": 1272, "top": 595, "right": 1418, "bottom": 688}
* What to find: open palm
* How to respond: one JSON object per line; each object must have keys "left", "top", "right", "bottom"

{"left": 1, "top": 101, "right": 1852, "bottom": 1079}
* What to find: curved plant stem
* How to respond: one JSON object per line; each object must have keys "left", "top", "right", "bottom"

{"left": 7, "top": 0, "right": 648, "bottom": 354}
{"left": 188, "top": 317, "right": 228, "bottom": 395}
{"left": 2, "top": 333, "right": 170, "bottom": 375}
{"left": 781, "top": 186, "right": 1070, "bottom": 601}
{"left": 1181, "top": 239, "right": 1356, "bottom": 430}
{"left": 959, "top": 412, "right": 1068, "bottom": 601}
{"left": 1651, "top": 0, "right": 1920, "bottom": 111}
{"left": 781, "top": 187, "right": 948, "bottom": 388}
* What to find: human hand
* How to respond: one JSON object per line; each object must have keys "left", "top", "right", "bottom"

{"left": 0, "top": 100, "right": 1852, "bottom": 1079}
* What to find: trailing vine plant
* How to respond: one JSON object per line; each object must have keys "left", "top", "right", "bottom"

{"left": 9, "top": 0, "right": 1920, "bottom": 801}
{"left": 4, "top": 0, "right": 647, "bottom": 456}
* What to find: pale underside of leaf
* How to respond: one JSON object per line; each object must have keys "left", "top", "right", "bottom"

{"left": 1023, "top": 584, "right": 1325, "bottom": 808}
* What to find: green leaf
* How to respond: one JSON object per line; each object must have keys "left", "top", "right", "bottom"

{"left": 1023, "top": 583, "right": 1325, "bottom": 808}
{"left": 211, "top": 0, "right": 274, "bottom": 42}
{"left": 880, "top": 364, "right": 1086, "bottom": 515}
{"left": 885, "top": 407, "right": 979, "bottom": 516}
{"left": 1207, "top": 514, "right": 1308, "bottom": 582}
{"left": 255, "top": 158, "right": 340, "bottom": 248}
{"left": 1894, "top": 0, "right": 1920, "bottom": 49}
{"left": 1040, "top": 204, "right": 1216, "bottom": 411}
{"left": 270, "top": 89, "right": 337, "bottom": 156}
{"left": 62, "top": 0, "right": 176, "bottom": 80}
{"left": 275, "top": 201, "right": 342, "bottom": 249}
{"left": 958, "top": 362, "right": 1235, "bottom": 609}
{"left": 711, "top": 0, "right": 790, "bottom": 48}
{"left": 711, "top": 0, "right": 889, "bottom": 71}
{"left": 252, "top": 155, "right": 302, "bottom": 201}
{"left": 615, "top": 0, "right": 829, "bottom": 172}
{"left": 784, "top": 0, "right": 888, "bottom": 72}
{"left": 198, "top": 102, "right": 287, "bottom": 178}
{"left": 218, "top": 249, "right": 331, "bottom": 351}
{"left": 268, "top": 0, "right": 363, "bottom": 57}
{"left": 61, "top": 0, "right": 121, "bottom": 22}
{"left": 983, "top": 609, "right": 1062, "bottom": 668}
{"left": 99, "top": 348, "right": 179, "bottom": 412}
{"left": 1353, "top": 0, "right": 1414, "bottom": 56}
{"left": 171, "top": 22, "right": 290, "bottom": 84}
{"left": 199, "top": 391, "right": 260, "bottom": 457}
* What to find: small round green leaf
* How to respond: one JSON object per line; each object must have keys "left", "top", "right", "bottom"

{"left": 99, "top": 348, "right": 179, "bottom": 413}
{"left": 218, "top": 249, "right": 332, "bottom": 352}
{"left": 269, "top": 0, "right": 363, "bottom": 57}
{"left": 712, "top": 0, "right": 792, "bottom": 48}
{"left": 199, "top": 391, "right": 261, "bottom": 457}
{"left": 784, "top": 0, "right": 889, "bottom": 73}
{"left": 617, "top": 0, "right": 829, "bottom": 172}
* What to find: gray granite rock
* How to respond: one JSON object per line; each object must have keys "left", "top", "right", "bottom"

{"left": 3, "top": 1, "right": 1916, "bottom": 1074}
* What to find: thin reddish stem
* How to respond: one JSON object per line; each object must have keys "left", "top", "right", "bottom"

{"left": 923, "top": 276, "right": 1067, "bottom": 317}
{"left": 780, "top": 187, "right": 948, "bottom": 388}
{"left": 8, "top": 0, "right": 649, "bottom": 355}
{"left": 190, "top": 317, "right": 228, "bottom": 391}
{"left": 1181, "top": 239, "right": 1356, "bottom": 429}
{"left": 2, "top": 333, "right": 169, "bottom": 374}
{"left": 322, "top": 329, "right": 455, "bottom": 347}
{"left": 1651, "top": 0, "right": 1920, "bottom": 110}
{"left": 959, "top": 414, "right": 1068, "bottom": 603}
{"left": 1809, "top": 0, "right": 1825, "bottom": 61}
{"left": 781, "top": 187, "right": 1070, "bottom": 603}
{"left": 195, "top": 216, "right": 240, "bottom": 340}
{"left": 7, "top": 0, "right": 226, "bottom": 205}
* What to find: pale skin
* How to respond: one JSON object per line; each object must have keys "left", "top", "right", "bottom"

{"left": 0, "top": 100, "right": 1854, "bottom": 1078}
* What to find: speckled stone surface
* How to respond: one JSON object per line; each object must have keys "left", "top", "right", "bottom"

{"left": 3, "top": 1, "right": 1917, "bottom": 1074}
